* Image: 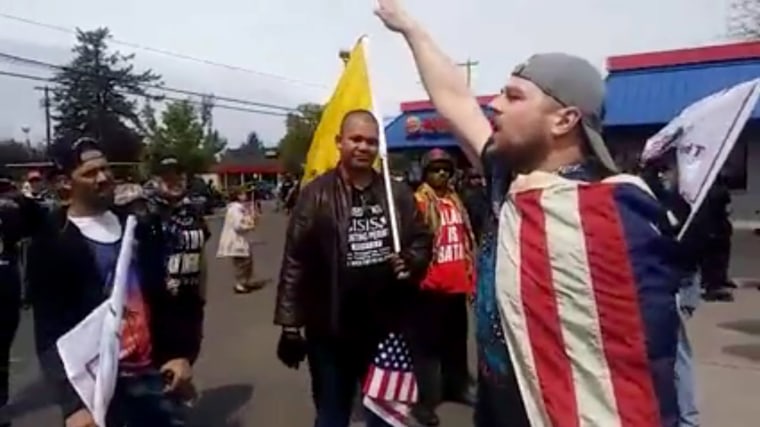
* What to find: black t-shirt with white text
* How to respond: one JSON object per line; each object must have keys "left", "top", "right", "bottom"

{"left": 340, "top": 186, "right": 395, "bottom": 336}
{"left": 344, "top": 187, "right": 393, "bottom": 281}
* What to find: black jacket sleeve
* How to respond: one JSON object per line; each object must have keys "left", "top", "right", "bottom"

{"left": 26, "top": 227, "right": 86, "bottom": 418}
{"left": 274, "top": 184, "right": 315, "bottom": 327}
{"left": 392, "top": 181, "right": 433, "bottom": 285}
{"left": 17, "top": 195, "right": 47, "bottom": 238}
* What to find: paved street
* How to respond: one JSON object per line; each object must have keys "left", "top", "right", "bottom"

{"left": 6, "top": 205, "right": 760, "bottom": 426}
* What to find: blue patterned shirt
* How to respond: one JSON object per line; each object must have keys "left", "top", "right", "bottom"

{"left": 475, "top": 140, "right": 601, "bottom": 383}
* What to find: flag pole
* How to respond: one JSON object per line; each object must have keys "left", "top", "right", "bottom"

{"left": 362, "top": 36, "right": 402, "bottom": 253}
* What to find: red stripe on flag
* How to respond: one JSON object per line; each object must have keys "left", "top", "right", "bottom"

{"left": 577, "top": 185, "right": 661, "bottom": 427}
{"left": 362, "top": 366, "right": 376, "bottom": 394}
{"left": 393, "top": 373, "right": 404, "bottom": 401}
{"left": 516, "top": 190, "right": 580, "bottom": 426}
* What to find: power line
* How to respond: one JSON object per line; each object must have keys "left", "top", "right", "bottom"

{"left": 0, "top": 51, "right": 298, "bottom": 112}
{"left": 0, "top": 69, "right": 292, "bottom": 117}
{"left": 0, "top": 12, "right": 328, "bottom": 89}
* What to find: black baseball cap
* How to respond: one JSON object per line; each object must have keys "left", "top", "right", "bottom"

{"left": 52, "top": 137, "right": 106, "bottom": 175}
{"left": 157, "top": 155, "right": 182, "bottom": 174}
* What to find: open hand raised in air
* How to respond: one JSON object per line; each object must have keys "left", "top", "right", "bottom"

{"left": 374, "top": 0, "right": 416, "bottom": 34}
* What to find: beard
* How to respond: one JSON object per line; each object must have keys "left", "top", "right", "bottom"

{"left": 85, "top": 191, "right": 114, "bottom": 211}
{"left": 497, "top": 136, "right": 550, "bottom": 174}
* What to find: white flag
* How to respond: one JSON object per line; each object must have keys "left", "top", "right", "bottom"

{"left": 55, "top": 215, "right": 138, "bottom": 426}
{"left": 641, "top": 78, "right": 760, "bottom": 239}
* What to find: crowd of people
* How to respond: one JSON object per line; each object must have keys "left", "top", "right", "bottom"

{"left": 0, "top": 139, "right": 218, "bottom": 427}
{"left": 0, "top": 0, "right": 745, "bottom": 426}
{"left": 273, "top": 1, "right": 739, "bottom": 427}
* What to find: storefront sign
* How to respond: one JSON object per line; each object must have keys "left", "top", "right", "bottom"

{"left": 405, "top": 113, "right": 495, "bottom": 137}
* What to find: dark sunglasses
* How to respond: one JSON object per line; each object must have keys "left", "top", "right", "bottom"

{"left": 428, "top": 166, "right": 452, "bottom": 175}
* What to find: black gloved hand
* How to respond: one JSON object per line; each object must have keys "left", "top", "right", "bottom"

{"left": 277, "top": 328, "right": 307, "bottom": 369}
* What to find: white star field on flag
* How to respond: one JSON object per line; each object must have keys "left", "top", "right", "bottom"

{"left": 374, "top": 333, "right": 412, "bottom": 372}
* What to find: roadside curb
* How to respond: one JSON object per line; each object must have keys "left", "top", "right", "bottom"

{"left": 733, "top": 220, "right": 760, "bottom": 231}
{"left": 733, "top": 277, "right": 760, "bottom": 288}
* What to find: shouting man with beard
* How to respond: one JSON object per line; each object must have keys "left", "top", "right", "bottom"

{"left": 376, "top": 1, "right": 682, "bottom": 426}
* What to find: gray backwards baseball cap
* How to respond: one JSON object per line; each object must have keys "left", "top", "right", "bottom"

{"left": 512, "top": 53, "right": 618, "bottom": 173}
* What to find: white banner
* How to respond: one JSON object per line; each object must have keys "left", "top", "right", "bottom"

{"left": 56, "top": 215, "right": 137, "bottom": 426}
{"left": 641, "top": 78, "right": 760, "bottom": 239}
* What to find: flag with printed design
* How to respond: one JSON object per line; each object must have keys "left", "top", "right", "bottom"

{"left": 362, "top": 333, "right": 418, "bottom": 427}
{"left": 301, "top": 36, "right": 378, "bottom": 187}
{"left": 640, "top": 78, "right": 760, "bottom": 238}
{"left": 495, "top": 171, "right": 680, "bottom": 427}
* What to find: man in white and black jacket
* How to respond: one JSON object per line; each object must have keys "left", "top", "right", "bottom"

{"left": 27, "top": 137, "right": 203, "bottom": 427}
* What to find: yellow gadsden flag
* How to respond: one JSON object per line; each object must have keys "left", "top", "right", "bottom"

{"left": 301, "top": 37, "right": 375, "bottom": 186}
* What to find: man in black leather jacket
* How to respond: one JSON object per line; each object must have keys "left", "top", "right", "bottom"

{"left": 274, "top": 109, "right": 432, "bottom": 427}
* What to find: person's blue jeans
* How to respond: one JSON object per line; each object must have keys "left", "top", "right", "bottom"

{"left": 105, "top": 370, "right": 186, "bottom": 427}
{"left": 474, "top": 371, "right": 530, "bottom": 427}
{"left": 675, "top": 320, "right": 699, "bottom": 427}
{"left": 307, "top": 336, "right": 391, "bottom": 427}
{"left": 675, "top": 270, "right": 700, "bottom": 427}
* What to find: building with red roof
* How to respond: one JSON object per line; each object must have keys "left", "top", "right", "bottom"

{"left": 212, "top": 147, "right": 284, "bottom": 190}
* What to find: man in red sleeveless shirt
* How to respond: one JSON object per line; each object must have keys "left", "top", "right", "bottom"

{"left": 411, "top": 148, "right": 477, "bottom": 426}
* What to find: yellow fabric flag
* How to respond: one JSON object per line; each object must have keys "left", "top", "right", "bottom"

{"left": 301, "top": 37, "right": 374, "bottom": 187}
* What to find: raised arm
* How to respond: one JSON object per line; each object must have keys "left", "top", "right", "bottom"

{"left": 375, "top": 0, "right": 492, "bottom": 167}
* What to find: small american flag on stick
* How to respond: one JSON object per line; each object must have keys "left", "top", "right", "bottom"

{"left": 362, "top": 332, "right": 418, "bottom": 427}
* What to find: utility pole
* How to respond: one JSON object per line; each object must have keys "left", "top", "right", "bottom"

{"left": 34, "top": 85, "right": 53, "bottom": 151}
{"left": 417, "top": 58, "right": 479, "bottom": 88}
{"left": 456, "top": 58, "right": 479, "bottom": 88}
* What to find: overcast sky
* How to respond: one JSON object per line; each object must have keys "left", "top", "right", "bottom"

{"left": 0, "top": 0, "right": 734, "bottom": 147}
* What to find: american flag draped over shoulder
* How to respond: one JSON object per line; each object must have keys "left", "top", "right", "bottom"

{"left": 362, "top": 333, "right": 418, "bottom": 427}
{"left": 495, "top": 171, "right": 680, "bottom": 427}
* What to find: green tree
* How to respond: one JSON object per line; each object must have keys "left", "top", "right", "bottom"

{"left": 729, "top": 0, "right": 760, "bottom": 39}
{"left": 145, "top": 100, "right": 226, "bottom": 175}
{"left": 0, "top": 139, "right": 46, "bottom": 167}
{"left": 140, "top": 98, "right": 159, "bottom": 135}
{"left": 277, "top": 103, "right": 324, "bottom": 174}
{"left": 51, "top": 28, "right": 161, "bottom": 162}
{"left": 242, "top": 131, "right": 266, "bottom": 158}
{"left": 200, "top": 94, "right": 215, "bottom": 133}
